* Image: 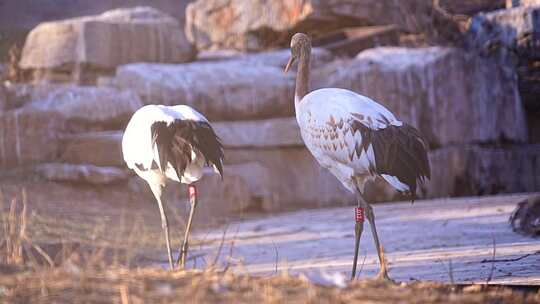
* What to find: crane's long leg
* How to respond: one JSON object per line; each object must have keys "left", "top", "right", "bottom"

{"left": 365, "top": 204, "right": 391, "bottom": 281}
{"left": 176, "top": 184, "right": 198, "bottom": 268}
{"left": 150, "top": 184, "right": 174, "bottom": 270}
{"left": 351, "top": 190, "right": 367, "bottom": 280}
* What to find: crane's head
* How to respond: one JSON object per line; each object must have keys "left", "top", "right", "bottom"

{"left": 284, "top": 33, "right": 311, "bottom": 73}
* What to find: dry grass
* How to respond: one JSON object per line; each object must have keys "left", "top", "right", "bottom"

{"left": 0, "top": 191, "right": 539, "bottom": 303}
{"left": 1, "top": 267, "right": 539, "bottom": 303}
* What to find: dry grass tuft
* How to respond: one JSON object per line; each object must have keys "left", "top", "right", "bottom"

{"left": 1, "top": 190, "right": 54, "bottom": 270}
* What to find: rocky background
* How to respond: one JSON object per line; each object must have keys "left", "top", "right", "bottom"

{"left": 0, "top": 0, "right": 539, "bottom": 224}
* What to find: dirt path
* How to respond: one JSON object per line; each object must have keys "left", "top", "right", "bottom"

{"left": 190, "top": 193, "right": 540, "bottom": 285}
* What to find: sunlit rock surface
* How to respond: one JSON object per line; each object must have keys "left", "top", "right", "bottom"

{"left": 19, "top": 7, "right": 196, "bottom": 84}
{"left": 112, "top": 61, "right": 294, "bottom": 121}
{"left": 35, "top": 163, "right": 130, "bottom": 185}
{"left": 185, "top": 0, "right": 458, "bottom": 51}
{"left": 24, "top": 85, "right": 142, "bottom": 130}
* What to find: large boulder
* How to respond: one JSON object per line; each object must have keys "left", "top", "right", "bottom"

{"left": 427, "top": 145, "right": 540, "bottom": 197}
{"left": 112, "top": 60, "right": 294, "bottom": 121}
{"left": 213, "top": 117, "right": 302, "bottom": 148}
{"left": 467, "top": 5, "right": 540, "bottom": 58}
{"left": 231, "top": 48, "right": 333, "bottom": 70}
{"left": 24, "top": 85, "right": 142, "bottom": 131}
{"left": 509, "top": 195, "right": 540, "bottom": 237}
{"left": 223, "top": 147, "right": 356, "bottom": 210}
{"left": 19, "top": 7, "right": 196, "bottom": 84}
{"left": 2, "top": 82, "right": 73, "bottom": 110}
{"left": 185, "top": 0, "right": 460, "bottom": 51}
{"left": 35, "top": 163, "right": 130, "bottom": 185}
{"left": 467, "top": 6, "right": 540, "bottom": 118}
{"left": 439, "top": 0, "right": 505, "bottom": 15}
{"left": 507, "top": 0, "right": 540, "bottom": 7}
{"left": 60, "top": 131, "right": 124, "bottom": 167}
{"left": 0, "top": 108, "right": 64, "bottom": 168}
{"left": 313, "top": 47, "right": 528, "bottom": 147}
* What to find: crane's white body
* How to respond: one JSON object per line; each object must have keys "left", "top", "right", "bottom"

{"left": 122, "top": 104, "right": 208, "bottom": 186}
{"left": 295, "top": 88, "right": 408, "bottom": 193}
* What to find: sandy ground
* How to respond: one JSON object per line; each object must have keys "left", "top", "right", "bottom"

{"left": 187, "top": 193, "right": 540, "bottom": 285}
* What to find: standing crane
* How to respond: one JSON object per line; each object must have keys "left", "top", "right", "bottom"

{"left": 122, "top": 104, "right": 224, "bottom": 270}
{"left": 284, "top": 33, "right": 430, "bottom": 280}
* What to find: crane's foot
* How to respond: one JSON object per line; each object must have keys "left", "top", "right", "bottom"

{"left": 373, "top": 247, "right": 395, "bottom": 283}
{"left": 374, "top": 270, "right": 394, "bottom": 283}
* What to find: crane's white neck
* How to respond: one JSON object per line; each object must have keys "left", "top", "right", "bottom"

{"left": 294, "top": 49, "right": 311, "bottom": 104}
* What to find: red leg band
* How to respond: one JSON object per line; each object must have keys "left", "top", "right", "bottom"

{"left": 188, "top": 185, "right": 197, "bottom": 200}
{"left": 355, "top": 207, "right": 365, "bottom": 223}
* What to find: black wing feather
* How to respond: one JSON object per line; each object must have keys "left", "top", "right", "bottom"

{"left": 150, "top": 120, "right": 224, "bottom": 180}
{"left": 351, "top": 119, "right": 430, "bottom": 201}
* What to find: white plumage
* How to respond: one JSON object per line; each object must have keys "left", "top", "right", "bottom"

{"left": 122, "top": 105, "right": 219, "bottom": 184}
{"left": 122, "top": 104, "right": 224, "bottom": 270}
{"left": 296, "top": 88, "right": 406, "bottom": 193}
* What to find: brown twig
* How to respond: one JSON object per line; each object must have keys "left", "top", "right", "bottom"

{"left": 481, "top": 251, "right": 540, "bottom": 263}
{"left": 358, "top": 252, "right": 367, "bottom": 277}
{"left": 271, "top": 241, "right": 279, "bottom": 275}
{"left": 437, "top": 259, "right": 455, "bottom": 284}
{"left": 210, "top": 225, "right": 229, "bottom": 268}
{"left": 221, "top": 227, "right": 239, "bottom": 273}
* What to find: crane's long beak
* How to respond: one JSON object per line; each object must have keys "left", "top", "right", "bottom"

{"left": 284, "top": 56, "right": 295, "bottom": 73}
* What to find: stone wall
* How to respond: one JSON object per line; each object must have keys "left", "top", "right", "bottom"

{"left": 1, "top": 3, "right": 538, "bottom": 222}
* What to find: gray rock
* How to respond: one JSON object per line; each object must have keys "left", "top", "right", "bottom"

{"left": 3, "top": 82, "right": 71, "bottom": 110}
{"left": 25, "top": 85, "right": 142, "bottom": 130}
{"left": 109, "top": 47, "right": 336, "bottom": 121}
{"left": 213, "top": 117, "right": 302, "bottom": 148}
{"left": 223, "top": 147, "right": 355, "bottom": 210}
{"left": 232, "top": 48, "right": 333, "bottom": 70}
{"left": 60, "top": 131, "right": 124, "bottom": 167}
{"left": 112, "top": 60, "right": 294, "bottom": 121}
{"left": 509, "top": 195, "right": 540, "bottom": 236}
{"left": 313, "top": 47, "right": 528, "bottom": 147}
{"left": 427, "top": 144, "right": 540, "bottom": 197}
{"left": 0, "top": 108, "right": 64, "bottom": 169}
{"left": 35, "top": 163, "right": 130, "bottom": 184}
{"left": 439, "top": 0, "right": 505, "bottom": 15}
{"left": 59, "top": 117, "right": 303, "bottom": 167}
{"left": 19, "top": 7, "right": 196, "bottom": 84}
{"left": 467, "top": 5, "right": 540, "bottom": 57}
{"left": 185, "top": 0, "right": 460, "bottom": 51}
{"left": 58, "top": 117, "right": 302, "bottom": 167}
{"left": 506, "top": 0, "right": 540, "bottom": 7}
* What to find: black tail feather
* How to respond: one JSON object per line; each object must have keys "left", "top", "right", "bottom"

{"left": 371, "top": 124, "right": 430, "bottom": 200}
{"left": 151, "top": 120, "right": 224, "bottom": 179}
